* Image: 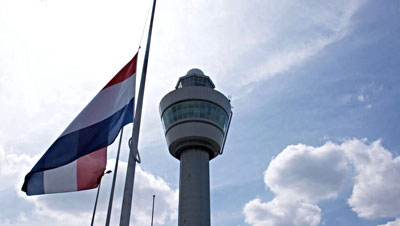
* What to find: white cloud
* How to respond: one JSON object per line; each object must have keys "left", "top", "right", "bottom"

{"left": 352, "top": 82, "right": 383, "bottom": 109}
{"left": 128, "top": 164, "right": 179, "bottom": 225}
{"left": 0, "top": 151, "right": 178, "bottom": 226}
{"left": 343, "top": 140, "right": 400, "bottom": 219}
{"left": 0, "top": 0, "right": 367, "bottom": 158}
{"left": 146, "top": 0, "right": 367, "bottom": 102}
{"left": 0, "top": 147, "right": 36, "bottom": 192}
{"left": 358, "top": 95, "right": 365, "bottom": 102}
{"left": 379, "top": 218, "right": 400, "bottom": 226}
{"left": 0, "top": 0, "right": 372, "bottom": 225}
{"left": 264, "top": 142, "right": 349, "bottom": 202}
{"left": 231, "top": 0, "right": 364, "bottom": 91}
{"left": 244, "top": 198, "right": 321, "bottom": 226}
{"left": 244, "top": 139, "right": 400, "bottom": 226}
{"left": 28, "top": 162, "right": 178, "bottom": 226}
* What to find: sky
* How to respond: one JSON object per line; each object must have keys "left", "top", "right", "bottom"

{"left": 0, "top": 0, "right": 400, "bottom": 225}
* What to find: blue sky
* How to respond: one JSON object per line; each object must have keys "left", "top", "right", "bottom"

{"left": 1, "top": 0, "right": 400, "bottom": 226}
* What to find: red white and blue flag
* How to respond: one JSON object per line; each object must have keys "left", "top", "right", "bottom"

{"left": 22, "top": 54, "right": 138, "bottom": 195}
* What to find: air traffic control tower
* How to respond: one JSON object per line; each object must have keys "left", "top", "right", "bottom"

{"left": 159, "top": 69, "right": 232, "bottom": 226}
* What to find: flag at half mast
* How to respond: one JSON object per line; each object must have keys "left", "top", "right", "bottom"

{"left": 22, "top": 54, "right": 138, "bottom": 195}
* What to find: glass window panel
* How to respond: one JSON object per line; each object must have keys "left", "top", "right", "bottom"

{"left": 217, "top": 107, "right": 222, "bottom": 123}
{"left": 220, "top": 113, "right": 225, "bottom": 128}
{"left": 223, "top": 115, "right": 229, "bottom": 131}
{"left": 162, "top": 100, "right": 228, "bottom": 131}
{"left": 165, "top": 118, "right": 169, "bottom": 129}
{"left": 163, "top": 114, "right": 168, "bottom": 125}
{"left": 184, "top": 78, "right": 191, "bottom": 86}
{"left": 188, "top": 110, "right": 194, "bottom": 117}
{"left": 169, "top": 110, "right": 173, "bottom": 122}
{"left": 182, "top": 102, "right": 187, "bottom": 118}
{"left": 210, "top": 105, "right": 217, "bottom": 121}
{"left": 180, "top": 103, "right": 185, "bottom": 119}
{"left": 199, "top": 102, "right": 205, "bottom": 118}
{"left": 219, "top": 115, "right": 223, "bottom": 127}
{"left": 188, "top": 101, "right": 194, "bottom": 117}
{"left": 206, "top": 103, "right": 211, "bottom": 119}
{"left": 193, "top": 101, "right": 199, "bottom": 117}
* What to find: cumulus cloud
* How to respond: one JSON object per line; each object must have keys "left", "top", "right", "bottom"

{"left": 0, "top": 151, "right": 178, "bottom": 226}
{"left": 244, "top": 139, "right": 400, "bottom": 226}
{"left": 379, "top": 218, "right": 400, "bottom": 226}
{"left": 0, "top": 147, "right": 37, "bottom": 192}
{"left": 25, "top": 163, "right": 178, "bottom": 226}
{"left": 244, "top": 198, "right": 320, "bottom": 226}
{"left": 28, "top": 162, "right": 177, "bottom": 226}
{"left": 124, "top": 164, "right": 178, "bottom": 225}
{"left": 343, "top": 140, "right": 400, "bottom": 219}
{"left": 264, "top": 142, "right": 349, "bottom": 202}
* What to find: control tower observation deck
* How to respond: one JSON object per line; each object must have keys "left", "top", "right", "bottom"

{"left": 159, "top": 69, "right": 232, "bottom": 226}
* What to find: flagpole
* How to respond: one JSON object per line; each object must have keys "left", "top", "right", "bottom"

{"left": 104, "top": 128, "right": 124, "bottom": 226}
{"left": 151, "top": 195, "right": 155, "bottom": 226}
{"left": 119, "top": 0, "right": 157, "bottom": 224}
{"left": 91, "top": 170, "right": 112, "bottom": 226}
{"left": 90, "top": 179, "right": 101, "bottom": 226}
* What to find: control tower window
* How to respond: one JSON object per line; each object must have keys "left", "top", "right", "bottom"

{"left": 162, "top": 100, "right": 229, "bottom": 132}
{"left": 177, "top": 76, "right": 214, "bottom": 88}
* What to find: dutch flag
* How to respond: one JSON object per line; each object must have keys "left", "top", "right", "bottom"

{"left": 22, "top": 54, "right": 138, "bottom": 195}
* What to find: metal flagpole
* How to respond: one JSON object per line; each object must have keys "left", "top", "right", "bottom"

{"left": 91, "top": 170, "right": 112, "bottom": 226}
{"left": 151, "top": 195, "right": 155, "bottom": 226}
{"left": 104, "top": 128, "right": 124, "bottom": 226}
{"left": 119, "top": 0, "right": 157, "bottom": 225}
{"left": 90, "top": 180, "right": 101, "bottom": 226}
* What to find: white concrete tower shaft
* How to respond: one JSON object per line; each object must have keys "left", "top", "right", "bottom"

{"left": 179, "top": 148, "right": 210, "bottom": 226}
{"left": 159, "top": 69, "right": 232, "bottom": 226}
